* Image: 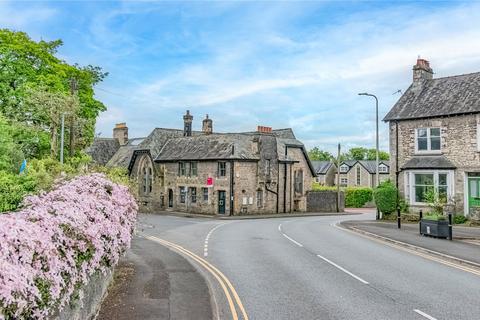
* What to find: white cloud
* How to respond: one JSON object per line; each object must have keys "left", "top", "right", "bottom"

{"left": 0, "top": 2, "right": 57, "bottom": 29}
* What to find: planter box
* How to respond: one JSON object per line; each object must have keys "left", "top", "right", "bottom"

{"left": 420, "top": 219, "right": 449, "bottom": 238}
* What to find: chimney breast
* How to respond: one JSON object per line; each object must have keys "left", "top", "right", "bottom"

{"left": 183, "top": 110, "right": 193, "bottom": 137}
{"left": 202, "top": 114, "right": 213, "bottom": 135}
{"left": 113, "top": 122, "right": 128, "bottom": 145}
{"left": 413, "top": 58, "right": 433, "bottom": 88}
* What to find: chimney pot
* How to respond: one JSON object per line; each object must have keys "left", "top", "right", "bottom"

{"left": 413, "top": 57, "right": 433, "bottom": 87}
{"left": 202, "top": 114, "right": 213, "bottom": 135}
{"left": 113, "top": 122, "right": 128, "bottom": 145}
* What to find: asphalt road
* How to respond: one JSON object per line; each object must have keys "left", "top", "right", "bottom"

{"left": 137, "top": 212, "right": 480, "bottom": 320}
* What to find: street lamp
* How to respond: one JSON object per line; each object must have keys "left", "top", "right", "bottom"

{"left": 359, "top": 92, "right": 379, "bottom": 219}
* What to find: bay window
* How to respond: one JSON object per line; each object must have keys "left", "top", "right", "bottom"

{"left": 406, "top": 171, "right": 453, "bottom": 204}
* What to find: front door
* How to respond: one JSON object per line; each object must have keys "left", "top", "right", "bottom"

{"left": 468, "top": 177, "right": 480, "bottom": 214}
{"left": 168, "top": 189, "right": 173, "bottom": 208}
{"left": 218, "top": 191, "right": 226, "bottom": 214}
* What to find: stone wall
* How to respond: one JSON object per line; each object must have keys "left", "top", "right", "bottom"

{"left": 54, "top": 270, "right": 113, "bottom": 320}
{"left": 306, "top": 190, "right": 344, "bottom": 212}
{"left": 389, "top": 113, "right": 480, "bottom": 214}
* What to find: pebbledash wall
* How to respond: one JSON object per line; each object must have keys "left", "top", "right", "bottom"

{"left": 131, "top": 148, "right": 313, "bottom": 215}
{"left": 389, "top": 113, "right": 480, "bottom": 214}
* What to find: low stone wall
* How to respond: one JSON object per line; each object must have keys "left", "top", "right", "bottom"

{"left": 306, "top": 190, "right": 345, "bottom": 212}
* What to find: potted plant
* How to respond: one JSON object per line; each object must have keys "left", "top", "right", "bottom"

{"left": 419, "top": 191, "right": 450, "bottom": 238}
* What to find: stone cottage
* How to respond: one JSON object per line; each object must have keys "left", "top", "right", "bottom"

{"left": 384, "top": 58, "right": 480, "bottom": 217}
{"left": 95, "top": 111, "right": 315, "bottom": 215}
{"left": 336, "top": 160, "right": 390, "bottom": 187}
{"left": 312, "top": 161, "right": 337, "bottom": 186}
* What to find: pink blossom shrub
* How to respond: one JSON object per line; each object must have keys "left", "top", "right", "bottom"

{"left": 0, "top": 173, "right": 138, "bottom": 319}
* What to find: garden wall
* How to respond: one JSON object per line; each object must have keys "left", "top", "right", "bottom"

{"left": 306, "top": 190, "right": 344, "bottom": 212}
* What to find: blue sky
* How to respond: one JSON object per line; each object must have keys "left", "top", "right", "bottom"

{"left": 2, "top": 1, "right": 480, "bottom": 153}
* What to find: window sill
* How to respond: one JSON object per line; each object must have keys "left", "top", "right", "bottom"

{"left": 414, "top": 151, "right": 442, "bottom": 156}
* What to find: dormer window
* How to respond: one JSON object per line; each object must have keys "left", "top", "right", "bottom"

{"left": 340, "top": 164, "right": 349, "bottom": 173}
{"left": 379, "top": 165, "right": 388, "bottom": 173}
{"left": 416, "top": 128, "right": 441, "bottom": 152}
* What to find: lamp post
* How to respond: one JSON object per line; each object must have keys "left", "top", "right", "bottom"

{"left": 359, "top": 92, "right": 379, "bottom": 219}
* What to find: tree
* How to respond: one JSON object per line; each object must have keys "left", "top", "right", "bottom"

{"left": 308, "top": 147, "right": 334, "bottom": 161}
{"left": 344, "top": 147, "right": 389, "bottom": 161}
{"left": 0, "top": 29, "right": 107, "bottom": 155}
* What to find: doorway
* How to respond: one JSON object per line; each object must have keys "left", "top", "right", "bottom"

{"left": 168, "top": 189, "right": 173, "bottom": 208}
{"left": 218, "top": 191, "right": 226, "bottom": 214}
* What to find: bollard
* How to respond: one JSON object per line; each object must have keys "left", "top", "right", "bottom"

{"left": 448, "top": 213, "right": 453, "bottom": 240}
{"left": 397, "top": 208, "right": 401, "bottom": 229}
{"left": 419, "top": 210, "right": 423, "bottom": 234}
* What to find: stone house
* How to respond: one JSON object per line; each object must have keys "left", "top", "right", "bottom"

{"left": 312, "top": 161, "right": 337, "bottom": 186}
{"left": 384, "top": 58, "right": 480, "bottom": 216}
{"left": 125, "top": 111, "right": 315, "bottom": 215}
{"left": 336, "top": 160, "right": 390, "bottom": 188}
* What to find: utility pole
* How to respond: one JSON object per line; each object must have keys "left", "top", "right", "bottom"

{"left": 69, "top": 78, "right": 78, "bottom": 157}
{"left": 60, "top": 113, "right": 65, "bottom": 165}
{"left": 336, "top": 143, "right": 341, "bottom": 212}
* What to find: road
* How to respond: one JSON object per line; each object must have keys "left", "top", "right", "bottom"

{"left": 137, "top": 212, "right": 480, "bottom": 320}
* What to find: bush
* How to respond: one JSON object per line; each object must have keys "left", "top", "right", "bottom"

{"left": 312, "top": 183, "right": 337, "bottom": 191}
{"left": 345, "top": 187, "right": 373, "bottom": 208}
{"left": 423, "top": 213, "right": 446, "bottom": 221}
{"left": 373, "top": 180, "right": 397, "bottom": 214}
{"left": 453, "top": 215, "right": 468, "bottom": 224}
{"left": 0, "top": 174, "right": 138, "bottom": 319}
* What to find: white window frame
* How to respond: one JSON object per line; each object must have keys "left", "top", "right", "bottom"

{"left": 378, "top": 164, "right": 388, "bottom": 173}
{"left": 405, "top": 170, "right": 454, "bottom": 205}
{"left": 356, "top": 166, "right": 361, "bottom": 185}
{"left": 339, "top": 164, "right": 349, "bottom": 173}
{"left": 340, "top": 178, "right": 348, "bottom": 185}
{"left": 415, "top": 127, "right": 441, "bottom": 154}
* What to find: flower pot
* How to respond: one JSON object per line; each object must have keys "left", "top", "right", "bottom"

{"left": 420, "top": 219, "right": 449, "bottom": 238}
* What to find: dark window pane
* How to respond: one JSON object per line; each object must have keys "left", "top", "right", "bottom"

{"left": 430, "top": 128, "right": 440, "bottom": 137}
{"left": 415, "top": 174, "right": 434, "bottom": 185}
{"left": 417, "top": 138, "right": 428, "bottom": 150}
{"left": 431, "top": 137, "right": 441, "bottom": 150}
{"left": 415, "top": 186, "right": 433, "bottom": 202}
{"left": 438, "top": 173, "right": 447, "bottom": 186}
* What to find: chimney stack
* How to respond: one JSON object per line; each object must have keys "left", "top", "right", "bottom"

{"left": 202, "top": 114, "right": 213, "bottom": 135}
{"left": 113, "top": 122, "right": 128, "bottom": 145}
{"left": 413, "top": 58, "right": 433, "bottom": 89}
{"left": 183, "top": 110, "right": 193, "bottom": 137}
{"left": 257, "top": 126, "right": 273, "bottom": 134}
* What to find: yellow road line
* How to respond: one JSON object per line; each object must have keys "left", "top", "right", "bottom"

{"left": 142, "top": 234, "right": 249, "bottom": 320}
{"left": 335, "top": 224, "right": 480, "bottom": 277}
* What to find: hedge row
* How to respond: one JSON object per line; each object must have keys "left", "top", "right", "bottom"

{"left": 0, "top": 174, "right": 138, "bottom": 319}
{"left": 311, "top": 183, "right": 373, "bottom": 208}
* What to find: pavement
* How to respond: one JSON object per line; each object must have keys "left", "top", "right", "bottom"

{"left": 119, "top": 211, "right": 480, "bottom": 320}
{"left": 97, "top": 235, "right": 213, "bottom": 320}
{"left": 341, "top": 220, "right": 480, "bottom": 267}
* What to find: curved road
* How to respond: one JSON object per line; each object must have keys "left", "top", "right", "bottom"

{"left": 137, "top": 213, "right": 480, "bottom": 320}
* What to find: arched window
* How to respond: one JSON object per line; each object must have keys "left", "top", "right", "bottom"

{"left": 148, "top": 167, "right": 153, "bottom": 193}
{"left": 139, "top": 156, "right": 154, "bottom": 195}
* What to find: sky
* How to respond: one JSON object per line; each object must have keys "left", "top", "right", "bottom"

{"left": 2, "top": 0, "right": 480, "bottom": 153}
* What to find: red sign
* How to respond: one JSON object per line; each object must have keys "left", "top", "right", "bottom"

{"left": 207, "top": 177, "right": 214, "bottom": 186}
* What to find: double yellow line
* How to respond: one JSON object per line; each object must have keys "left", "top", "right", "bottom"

{"left": 142, "top": 234, "right": 249, "bottom": 320}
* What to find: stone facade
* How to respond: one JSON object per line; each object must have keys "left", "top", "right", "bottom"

{"left": 385, "top": 59, "right": 480, "bottom": 217}
{"left": 389, "top": 114, "right": 480, "bottom": 214}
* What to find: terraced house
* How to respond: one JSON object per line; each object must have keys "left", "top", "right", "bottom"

{"left": 89, "top": 111, "right": 315, "bottom": 215}
{"left": 336, "top": 160, "right": 390, "bottom": 187}
{"left": 385, "top": 58, "right": 480, "bottom": 217}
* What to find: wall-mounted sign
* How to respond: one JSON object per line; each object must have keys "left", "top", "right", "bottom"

{"left": 207, "top": 177, "right": 214, "bottom": 187}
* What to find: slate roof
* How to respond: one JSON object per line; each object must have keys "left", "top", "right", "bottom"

{"left": 138, "top": 128, "right": 202, "bottom": 159}
{"left": 401, "top": 156, "right": 456, "bottom": 170}
{"left": 155, "top": 133, "right": 260, "bottom": 161}
{"left": 311, "top": 161, "right": 334, "bottom": 174}
{"left": 384, "top": 72, "right": 480, "bottom": 121}
{"left": 105, "top": 137, "right": 146, "bottom": 168}
{"left": 358, "top": 160, "right": 390, "bottom": 174}
{"left": 85, "top": 138, "right": 120, "bottom": 166}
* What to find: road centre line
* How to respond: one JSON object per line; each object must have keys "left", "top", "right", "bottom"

{"left": 316, "top": 254, "right": 369, "bottom": 284}
{"left": 414, "top": 309, "right": 438, "bottom": 320}
{"left": 142, "top": 234, "right": 248, "bottom": 320}
{"left": 204, "top": 222, "right": 230, "bottom": 257}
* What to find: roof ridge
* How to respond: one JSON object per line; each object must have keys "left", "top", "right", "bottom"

{"left": 431, "top": 70, "right": 480, "bottom": 81}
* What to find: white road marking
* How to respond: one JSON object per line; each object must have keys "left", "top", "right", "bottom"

{"left": 204, "top": 222, "right": 231, "bottom": 257}
{"left": 282, "top": 233, "right": 304, "bottom": 247}
{"left": 414, "top": 309, "right": 438, "bottom": 320}
{"left": 316, "top": 254, "right": 369, "bottom": 284}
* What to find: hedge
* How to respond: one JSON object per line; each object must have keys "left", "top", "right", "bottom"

{"left": 0, "top": 174, "right": 138, "bottom": 319}
{"left": 345, "top": 187, "right": 373, "bottom": 208}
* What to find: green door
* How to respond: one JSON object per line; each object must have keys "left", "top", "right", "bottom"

{"left": 468, "top": 178, "right": 480, "bottom": 214}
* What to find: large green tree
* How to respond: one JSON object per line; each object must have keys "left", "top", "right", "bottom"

{"left": 308, "top": 147, "right": 334, "bottom": 161}
{"left": 0, "top": 29, "right": 107, "bottom": 155}
{"left": 345, "top": 147, "right": 389, "bottom": 161}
